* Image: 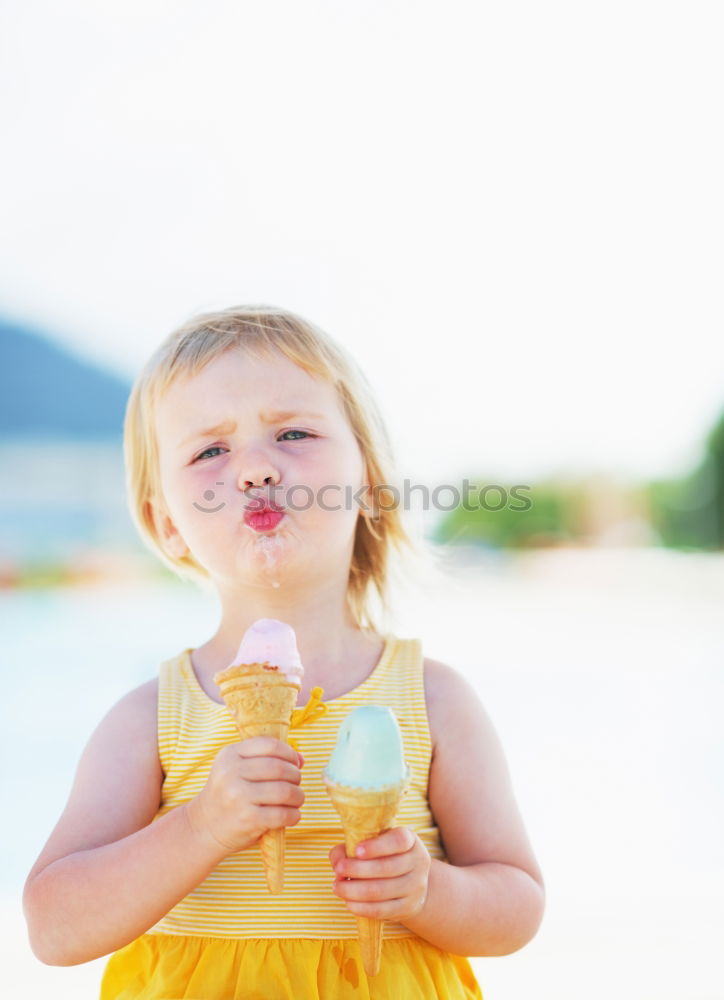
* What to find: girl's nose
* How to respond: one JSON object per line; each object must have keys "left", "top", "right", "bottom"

{"left": 244, "top": 473, "right": 277, "bottom": 489}
{"left": 236, "top": 447, "right": 280, "bottom": 490}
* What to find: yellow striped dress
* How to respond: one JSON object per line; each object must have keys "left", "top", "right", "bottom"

{"left": 100, "top": 634, "right": 483, "bottom": 999}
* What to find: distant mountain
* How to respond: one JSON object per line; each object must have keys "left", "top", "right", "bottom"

{"left": 0, "top": 318, "right": 131, "bottom": 438}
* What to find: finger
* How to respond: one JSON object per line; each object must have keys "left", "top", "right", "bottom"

{"left": 353, "top": 827, "right": 416, "bottom": 859}
{"left": 333, "top": 873, "right": 415, "bottom": 903}
{"left": 240, "top": 757, "right": 303, "bottom": 784}
{"left": 249, "top": 780, "right": 305, "bottom": 808}
{"left": 333, "top": 852, "right": 411, "bottom": 880}
{"left": 328, "top": 843, "right": 347, "bottom": 868}
{"left": 236, "top": 737, "right": 301, "bottom": 764}
{"left": 257, "top": 803, "right": 303, "bottom": 830}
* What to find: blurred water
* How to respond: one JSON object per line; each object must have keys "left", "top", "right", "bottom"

{"left": 3, "top": 548, "right": 723, "bottom": 999}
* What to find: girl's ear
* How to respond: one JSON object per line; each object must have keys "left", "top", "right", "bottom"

{"left": 147, "top": 500, "right": 190, "bottom": 560}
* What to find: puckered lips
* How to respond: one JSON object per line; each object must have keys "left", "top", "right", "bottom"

{"left": 243, "top": 494, "right": 286, "bottom": 532}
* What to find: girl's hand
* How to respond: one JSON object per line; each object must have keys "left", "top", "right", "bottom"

{"left": 329, "top": 827, "right": 431, "bottom": 923}
{"left": 185, "top": 737, "right": 304, "bottom": 856}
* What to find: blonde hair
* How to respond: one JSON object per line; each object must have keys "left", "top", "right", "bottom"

{"left": 124, "top": 305, "right": 413, "bottom": 630}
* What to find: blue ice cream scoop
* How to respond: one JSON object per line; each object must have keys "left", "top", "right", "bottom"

{"left": 325, "top": 705, "right": 408, "bottom": 788}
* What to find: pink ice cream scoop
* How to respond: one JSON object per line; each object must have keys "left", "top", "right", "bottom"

{"left": 229, "top": 618, "right": 304, "bottom": 686}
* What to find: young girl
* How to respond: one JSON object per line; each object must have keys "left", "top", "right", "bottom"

{"left": 24, "top": 305, "right": 545, "bottom": 998}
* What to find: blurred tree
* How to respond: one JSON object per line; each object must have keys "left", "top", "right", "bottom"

{"left": 433, "top": 408, "right": 724, "bottom": 552}
{"left": 648, "top": 410, "right": 723, "bottom": 550}
{"left": 705, "top": 411, "right": 724, "bottom": 547}
{"left": 433, "top": 481, "right": 578, "bottom": 549}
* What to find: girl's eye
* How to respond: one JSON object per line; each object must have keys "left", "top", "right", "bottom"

{"left": 193, "top": 446, "right": 226, "bottom": 462}
{"left": 278, "top": 430, "right": 313, "bottom": 441}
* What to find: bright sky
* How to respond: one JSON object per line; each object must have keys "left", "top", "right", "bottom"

{"left": 1, "top": 1, "right": 722, "bottom": 486}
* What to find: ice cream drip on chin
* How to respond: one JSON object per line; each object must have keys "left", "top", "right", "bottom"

{"left": 252, "top": 533, "right": 285, "bottom": 570}
{"left": 246, "top": 533, "right": 285, "bottom": 590}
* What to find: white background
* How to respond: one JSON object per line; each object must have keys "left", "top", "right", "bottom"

{"left": 1, "top": 1, "right": 723, "bottom": 485}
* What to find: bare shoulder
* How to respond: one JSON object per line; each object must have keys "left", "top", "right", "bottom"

{"left": 76, "top": 676, "right": 162, "bottom": 799}
{"left": 96, "top": 676, "right": 159, "bottom": 739}
{"left": 423, "top": 656, "right": 488, "bottom": 745}
{"left": 422, "top": 655, "right": 510, "bottom": 789}
{"left": 422, "top": 656, "right": 543, "bottom": 886}
{"left": 78, "top": 676, "right": 161, "bottom": 776}
{"left": 25, "top": 678, "right": 162, "bottom": 886}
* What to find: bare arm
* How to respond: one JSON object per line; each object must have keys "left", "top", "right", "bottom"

{"left": 23, "top": 680, "right": 303, "bottom": 966}
{"left": 331, "top": 658, "right": 545, "bottom": 956}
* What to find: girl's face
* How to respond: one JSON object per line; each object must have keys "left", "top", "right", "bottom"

{"left": 153, "top": 348, "right": 369, "bottom": 593}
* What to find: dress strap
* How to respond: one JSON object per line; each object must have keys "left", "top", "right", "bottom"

{"left": 157, "top": 650, "right": 189, "bottom": 778}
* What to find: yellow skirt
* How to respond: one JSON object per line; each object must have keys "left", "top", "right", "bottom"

{"left": 100, "top": 934, "right": 483, "bottom": 999}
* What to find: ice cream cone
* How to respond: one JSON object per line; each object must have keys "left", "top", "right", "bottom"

{"left": 214, "top": 662, "right": 300, "bottom": 894}
{"left": 324, "top": 776, "right": 409, "bottom": 976}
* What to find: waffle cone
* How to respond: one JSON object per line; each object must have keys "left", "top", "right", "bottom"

{"left": 324, "top": 776, "right": 409, "bottom": 976}
{"left": 214, "top": 662, "right": 300, "bottom": 894}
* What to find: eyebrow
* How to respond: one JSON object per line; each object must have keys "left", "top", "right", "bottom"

{"left": 179, "top": 412, "right": 326, "bottom": 447}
